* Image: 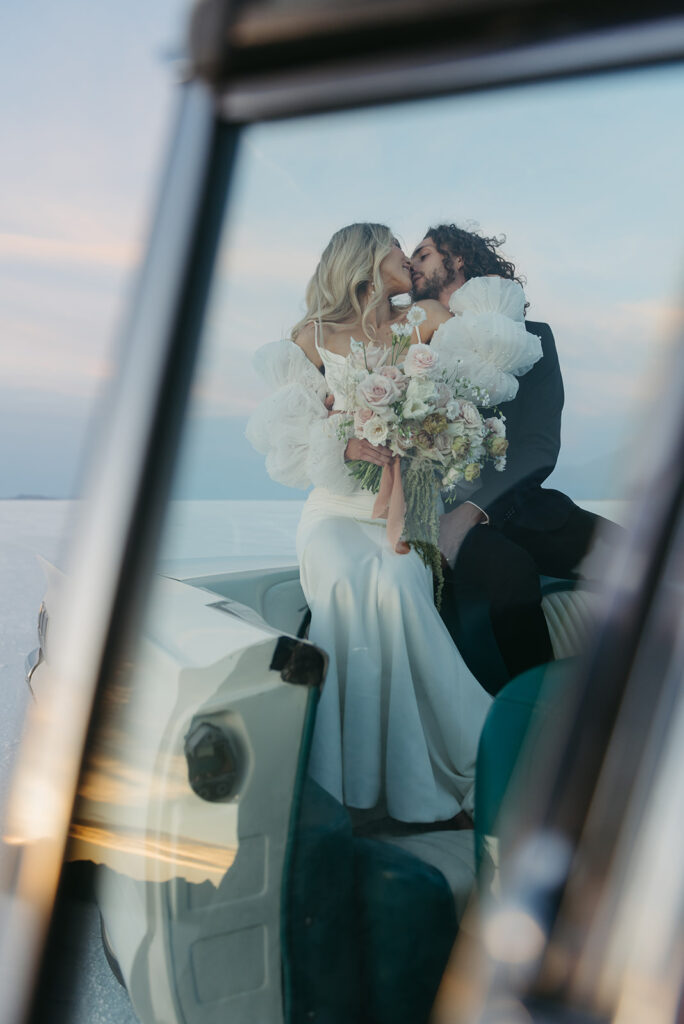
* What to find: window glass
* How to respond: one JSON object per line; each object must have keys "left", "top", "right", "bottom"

{"left": 71, "top": 63, "right": 684, "bottom": 1021}
{"left": 167, "top": 65, "right": 683, "bottom": 540}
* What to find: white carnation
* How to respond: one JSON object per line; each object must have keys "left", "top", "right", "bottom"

{"left": 460, "top": 401, "right": 483, "bottom": 429}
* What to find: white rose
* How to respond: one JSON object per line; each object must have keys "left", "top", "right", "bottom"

{"left": 363, "top": 414, "right": 390, "bottom": 446}
{"left": 403, "top": 343, "right": 439, "bottom": 377}
{"left": 357, "top": 372, "right": 399, "bottom": 408}
{"left": 445, "top": 399, "right": 462, "bottom": 420}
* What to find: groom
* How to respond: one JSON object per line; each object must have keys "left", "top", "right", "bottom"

{"left": 411, "top": 224, "right": 614, "bottom": 693}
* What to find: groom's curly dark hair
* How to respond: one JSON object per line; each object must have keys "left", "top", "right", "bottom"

{"left": 424, "top": 224, "right": 526, "bottom": 288}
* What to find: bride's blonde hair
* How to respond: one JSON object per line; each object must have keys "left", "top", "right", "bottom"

{"left": 292, "top": 223, "right": 395, "bottom": 342}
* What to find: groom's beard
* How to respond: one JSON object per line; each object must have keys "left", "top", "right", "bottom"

{"left": 411, "top": 267, "right": 454, "bottom": 301}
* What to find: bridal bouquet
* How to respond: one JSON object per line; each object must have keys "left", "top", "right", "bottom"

{"left": 335, "top": 307, "right": 508, "bottom": 602}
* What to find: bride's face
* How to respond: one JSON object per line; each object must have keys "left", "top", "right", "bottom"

{"left": 378, "top": 240, "right": 412, "bottom": 296}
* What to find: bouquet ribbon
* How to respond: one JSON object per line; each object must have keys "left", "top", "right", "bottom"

{"left": 372, "top": 456, "right": 409, "bottom": 553}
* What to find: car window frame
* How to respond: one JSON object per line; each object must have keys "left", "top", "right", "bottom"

{"left": 1, "top": 5, "right": 684, "bottom": 1022}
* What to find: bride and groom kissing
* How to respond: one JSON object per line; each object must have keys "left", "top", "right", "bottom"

{"left": 247, "top": 221, "right": 611, "bottom": 829}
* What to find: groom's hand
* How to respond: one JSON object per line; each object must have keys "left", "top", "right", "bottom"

{"left": 345, "top": 438, "right": 393, "bottom": 467}
{"left": 439, "top": 503, "right": 487, "bottom": 568}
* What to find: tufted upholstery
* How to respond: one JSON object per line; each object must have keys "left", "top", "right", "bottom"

{"left": 541, "top": 585, "right": 601, "bottom": 660}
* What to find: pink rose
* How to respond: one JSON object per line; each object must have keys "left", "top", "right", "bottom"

{"left": 357, "top": 373, "right": 399, "bottom": 408}
{"left": 378, "top": 364, "right": 408, "bottom": 390}
{"left": 403, "top": 344, "right": 439, "bottom": 377}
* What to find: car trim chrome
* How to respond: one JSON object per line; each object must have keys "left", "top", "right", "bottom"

{"left": 23, "top": 648, "right": 42, "bottom": 692}
{"left": 217, "top": 16, "right": 684, "bottom": 124}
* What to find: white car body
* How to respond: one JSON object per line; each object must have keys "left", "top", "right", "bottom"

{"left": 25, "top": 550, "right": 601, "bottom": 1023}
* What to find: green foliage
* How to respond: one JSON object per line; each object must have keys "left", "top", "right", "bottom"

{"left": 347, "top": 459, "right": 382, "bottom": 493}
{"left": 402, "top": 459, "right": 444, "bottom": 608}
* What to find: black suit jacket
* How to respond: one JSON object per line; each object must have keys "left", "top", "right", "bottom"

{"left": 447, "top": 320, "right": 574, "bottom": 531}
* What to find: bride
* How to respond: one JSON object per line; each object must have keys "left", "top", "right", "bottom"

{"left": 248, "top": 223, "right": 512, "bottom": 825}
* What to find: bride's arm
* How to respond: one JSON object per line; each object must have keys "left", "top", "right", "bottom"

{"left": 245, "top": 339, "right": 361, "bottom": 494}
{"left": 292, "top": 322, "right": 324, "bottom": 369}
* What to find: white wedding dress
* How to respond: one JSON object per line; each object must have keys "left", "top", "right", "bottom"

{"left": 246, "top": 277, "right": 540, "bottom": 823}
{"left": 297, "top": 336, "right": 492, "bottom": 822}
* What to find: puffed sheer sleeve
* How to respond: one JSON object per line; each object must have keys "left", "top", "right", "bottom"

{"left": 431, "top": 277, "right": 542, "bottom": 405}
{"left": 245, "top": 340, "right": 358, "bottom": 494}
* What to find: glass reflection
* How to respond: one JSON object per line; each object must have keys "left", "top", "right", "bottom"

{"left": 65, "top": 63, "right": 684, "bottom": 1023}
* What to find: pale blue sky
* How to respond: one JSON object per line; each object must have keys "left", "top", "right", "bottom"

{"left": 0, "top": 0, "right": 187, "bottom": 495}
{"left": 1, "top": 3, "right": 683, "bottom": 498}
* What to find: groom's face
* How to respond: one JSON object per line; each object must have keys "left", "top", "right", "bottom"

{"left": 410, "top": 237, "right": 453, "bottom": 301}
